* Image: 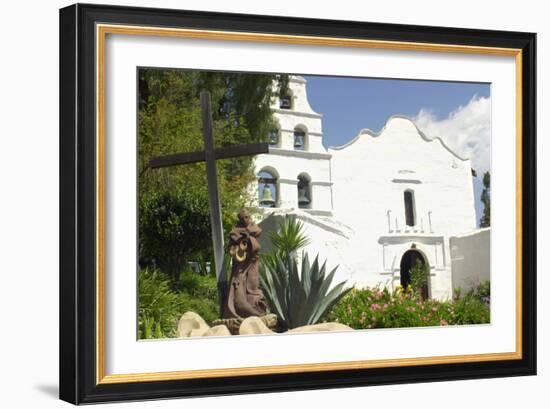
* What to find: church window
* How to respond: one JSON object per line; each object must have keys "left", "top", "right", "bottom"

{"left": 294, "top": 128, "right": 306, "bottom": 150}
{"left": 404, "top": 190, "right": 416, "bottom": 226}
{"left": 297, "top": 174, "right": 312, "bottom": 209}
{"left": 258, "top": 169, "right": 278, "bottom": 208}
{"left": 280, "top": 95, "right": 292, "bottom": 109}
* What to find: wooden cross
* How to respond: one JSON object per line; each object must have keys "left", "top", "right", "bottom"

{"left": 146, "top": 91, "right": 268, "bottom": 308}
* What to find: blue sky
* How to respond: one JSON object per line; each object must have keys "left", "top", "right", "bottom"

{"left": 302, "top": 75, "right": 491, "bottom": 226}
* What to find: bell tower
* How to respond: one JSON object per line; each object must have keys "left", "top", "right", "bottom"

{"left": 253, "top": 75, "right": 333, "bottom": 215}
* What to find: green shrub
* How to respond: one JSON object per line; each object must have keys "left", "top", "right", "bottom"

{"left": 471, "top": 280, "right": 491, "bottom": 303}
{"left": 138, "top": 268, "right": 220, "bottom": 339}
{"left": 452, "top": 295, "right": 490, "bottom": 324}
{"left": 410, "top": 259, "right": 429, "bottom": 295}
{"left": 451, "top": 281, "right": 491, "bottom": 324}
{"left": 138, "top": 268, "right": 182, "bottom": 338}
{"left": 139, "top": 187, "right": 213, "bottom": 282}
{"left": 176, "top": 269, "right": 219, "bottom": 300}
{"left": 175, "top": 269, "right": 219, "bottom": 323}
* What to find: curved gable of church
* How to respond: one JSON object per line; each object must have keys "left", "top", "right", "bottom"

{"left": 329, "top": 115, "right": 477, "bottom": 237}
{"left": 328, "top": 115, "right": 468, "bottom": 166}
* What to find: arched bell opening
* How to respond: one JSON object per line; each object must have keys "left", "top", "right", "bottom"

{"left": 268, "top": 128, "right": 280, "bottom": 147}
{"left": 267, "top": 121, "right": 281, "bottom": 147}
{"left": 279, "top": 90, "right": 293, "bottom": 110}
{"left": 297, "top": 173, "right": 312, "bottom": 209}
{"left": 293, "top": 125, "right": 307, "bottom": 151}
{"left": 258, "top": 168, "right": 279, "bottom": 208}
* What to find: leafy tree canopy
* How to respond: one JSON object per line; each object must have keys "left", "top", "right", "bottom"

{"left": 138, "top": 69, "right": 288, "bottom": 281}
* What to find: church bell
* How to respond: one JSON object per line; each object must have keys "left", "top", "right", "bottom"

{"left": 268, "top": 130, "right": 279, "bottom": 145}
{"left": 297, "top": 187, "right": 310, "bottom": 207}
{"left": 260, "top": 185, "right": 276, "bottom": 206}
{"left": 294, "top": 134, "right": 304, "bottom": 149}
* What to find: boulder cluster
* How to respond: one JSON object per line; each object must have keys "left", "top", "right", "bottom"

{"left": 177, "top": 311, "right": 352, "bottom": 337}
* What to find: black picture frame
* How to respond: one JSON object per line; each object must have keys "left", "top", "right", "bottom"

{"left": 60, "top": 3, "right": 536, "bottom": 405}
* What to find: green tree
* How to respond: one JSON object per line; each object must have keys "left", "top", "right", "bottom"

{"left": 409, "top": 259, "right": 429, "bottom": 296}
{"left": 138, "top": 69, "right": 288, "bottom": 282}
{"left": 480, "top": 171, "right": 491, "bottom": 227}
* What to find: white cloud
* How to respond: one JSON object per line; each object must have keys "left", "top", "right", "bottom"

{"left": 413, "top": 95, "right": 491, "bottom": 174}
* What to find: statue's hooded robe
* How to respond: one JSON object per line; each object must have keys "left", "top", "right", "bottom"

{"left": 223, "top": 220, "right": 267, "bottom": 319}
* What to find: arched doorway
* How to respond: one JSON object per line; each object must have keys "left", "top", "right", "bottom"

{"left": 400, "top": 249, "right": 429, "bottom": 299}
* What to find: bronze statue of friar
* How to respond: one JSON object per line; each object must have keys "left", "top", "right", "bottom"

{"left": 222, "top": 209, "right": 267, "bottom": 319}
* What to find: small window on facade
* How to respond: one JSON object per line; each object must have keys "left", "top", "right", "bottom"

{"left": 268, "top": 129, "right": 279, "bottom": 146}
{"left": 258, "top": 170, "right": 278, "bottom": 208}
{"left": 297, "top": 174, "right": 311, "bottom": 209}
{"left": 404, "top": 190, "right": 415, "bottom": 226}
{"left": 294, "top": 129, "right": 306, "bottom": 150}
{"left": 280, "top": 95, "right": 292, "bottom": 109}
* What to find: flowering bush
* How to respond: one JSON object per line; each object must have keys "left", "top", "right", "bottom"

{"left": 326, "top": 283, "right": 490, "bottom": 329}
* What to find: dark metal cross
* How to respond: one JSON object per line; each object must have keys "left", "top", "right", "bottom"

{"left": 146, "top": 91, "right": 268, "bottom": 285}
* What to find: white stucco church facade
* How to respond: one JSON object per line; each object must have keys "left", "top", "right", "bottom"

{"left": 252, "top": 76, "right": 489, "bottom": 300}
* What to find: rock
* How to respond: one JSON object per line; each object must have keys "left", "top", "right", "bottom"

{"left": 203, "top": 325, "right": 231, "bottom": 337}
{"left": 288, "top": 322, "right": 353, "bottom": 333}
{"left": 177, "top": 311, "right": 210, "bottom": 337}
{"left": 239, "top": 316, "right": 274, "bottom": 335}
{"left": 260, "top": 313, "right": 278, "bottom": 330}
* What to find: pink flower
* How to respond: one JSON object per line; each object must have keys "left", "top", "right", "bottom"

{"left": 371, "top": 303, "right": 381, "bottom": 311}
{"left": 440, "top": 319, "right": 448, "bottom": 326}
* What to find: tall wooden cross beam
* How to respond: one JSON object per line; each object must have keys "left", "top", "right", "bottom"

{"left": 146, "top": 91, "right": 269, "bottom": 310}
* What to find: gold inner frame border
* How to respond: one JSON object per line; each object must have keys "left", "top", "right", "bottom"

{"left": 95, "top": 23, "right": 523, "bottom": 385}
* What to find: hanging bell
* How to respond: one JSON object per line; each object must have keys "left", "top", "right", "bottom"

{"left": 268, "top": 130, "right": 279, "bottom": 145}
{"left": 298, "top": 187, "right": 310, "bottom": 207}
{"left": 260, "top": 185, "right": 276, "bottom": 206}
{"left": 294, "top": 134, "right": 304, "bottom": 149}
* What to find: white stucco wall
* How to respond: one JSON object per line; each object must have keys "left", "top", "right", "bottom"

{"left": 330, "top": 117, "right": 477, "bottom": 238}
{"left": 450, "top": 228, "right": 491, "bottom": 292}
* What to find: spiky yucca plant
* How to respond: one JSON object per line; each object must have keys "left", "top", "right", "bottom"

{"left": 267, "top": 215, "right": 311, "bottom": 256}
{"left": 260, "top": 217, "right": 351, "bottom": 330}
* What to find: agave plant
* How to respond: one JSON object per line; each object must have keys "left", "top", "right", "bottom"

{"left": 261, "top": 251, "right": 351, "bottom": 330}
